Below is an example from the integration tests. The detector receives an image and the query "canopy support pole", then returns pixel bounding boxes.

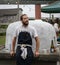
[49,13,51,19]
[17,0,20,21]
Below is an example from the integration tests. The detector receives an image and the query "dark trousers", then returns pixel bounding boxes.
[16,46,34,65]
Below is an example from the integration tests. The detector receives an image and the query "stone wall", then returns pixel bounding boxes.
[0,48,59,65]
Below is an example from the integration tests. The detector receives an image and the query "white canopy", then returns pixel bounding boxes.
[5,20,57,52]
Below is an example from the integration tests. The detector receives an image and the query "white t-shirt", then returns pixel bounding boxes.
[13,24,38,43]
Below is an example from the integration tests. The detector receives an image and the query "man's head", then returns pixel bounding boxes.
[20,14,29,26]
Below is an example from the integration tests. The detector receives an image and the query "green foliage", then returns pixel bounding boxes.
[0,32,6,36]
[0,24,7,45]
[0,25,8,29]
[0,36,5,45]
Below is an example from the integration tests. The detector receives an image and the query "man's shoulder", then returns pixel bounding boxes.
[54,23,58,26]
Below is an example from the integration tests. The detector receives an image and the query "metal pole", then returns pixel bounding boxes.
[17,0,20,21]
[49,13,51,19]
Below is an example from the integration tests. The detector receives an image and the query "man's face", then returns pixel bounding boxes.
[22,15,29,26]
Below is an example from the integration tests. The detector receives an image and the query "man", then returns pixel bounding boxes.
[54,18,60,37]
[10,14,40,65]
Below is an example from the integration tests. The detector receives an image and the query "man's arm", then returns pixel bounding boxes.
[10,37,16,56]
[35,36,40,57]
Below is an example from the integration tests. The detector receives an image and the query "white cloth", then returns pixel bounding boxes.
[5,21,57,52]
[21,46,27,60]
[17,44,32,60]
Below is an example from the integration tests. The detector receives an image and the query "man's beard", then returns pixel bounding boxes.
[23,21,29,26]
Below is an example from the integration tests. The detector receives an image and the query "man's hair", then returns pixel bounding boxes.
[20,14,27,21]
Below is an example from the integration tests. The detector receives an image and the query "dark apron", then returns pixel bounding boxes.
[16,46,34,65]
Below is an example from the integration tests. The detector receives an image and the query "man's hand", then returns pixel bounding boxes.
[34,51,40,57]
[10,50,15,56]
[10,37,16,56]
